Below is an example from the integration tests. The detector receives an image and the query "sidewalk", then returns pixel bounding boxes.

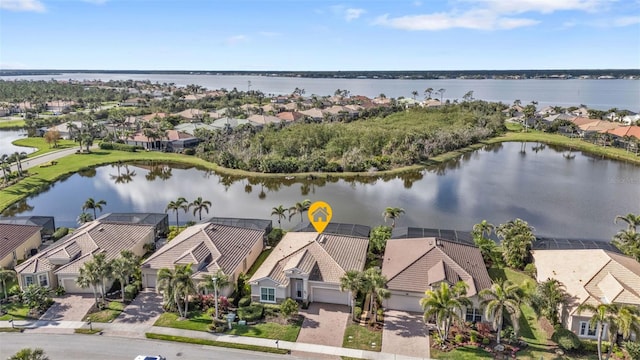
[0,319,430,360]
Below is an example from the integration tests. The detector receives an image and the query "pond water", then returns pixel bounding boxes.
[4,142,639,240]
[0,130,36,155]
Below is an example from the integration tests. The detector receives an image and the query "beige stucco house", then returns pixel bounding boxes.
[141,221,267,297]
[249,232,369,306]
[382,237,493,319]
[15,220,155,293]
[532,249,640,339]
[0,224,42,269]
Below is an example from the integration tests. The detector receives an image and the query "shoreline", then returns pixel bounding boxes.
[1,132,639,213]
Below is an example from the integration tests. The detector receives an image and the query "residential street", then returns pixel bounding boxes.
[0,333,293,360]
[9,146,81,172]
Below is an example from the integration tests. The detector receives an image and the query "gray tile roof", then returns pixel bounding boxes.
[0,224,42,261]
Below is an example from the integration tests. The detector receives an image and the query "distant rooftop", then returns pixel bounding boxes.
[392,227,475,245]
[201,217,273,232]
[96,213,167,227]
[532,237,620,252]
[0,216,55,233]
[292,222,371,238]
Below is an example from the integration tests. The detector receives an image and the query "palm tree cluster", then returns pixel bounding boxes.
[0,266,17,299]
[165,196,213,227]
[80,197,107,223]
[271,199,312,228]
[479,279,524,345]
[612,213,640,262]
[156,263,197,318]
[382,207,404,228]
[0,152,28,185]
[472,220,502,266]
[76,250,140,307]
[339,268,389,324]
[577,303,640,360]
[529,278,571,326]
[496,218,536,270]
[420,281,471,342]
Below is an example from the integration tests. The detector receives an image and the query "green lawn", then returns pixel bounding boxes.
[0,302,33,320]
[75,328,102,335]
[0,119,26,129]
[342,324,382,352]
[246,249,273,277]
[83,301,125,323]
[145,333,289,355]
[227,320,301,342]
[431,346,492,359]
[12,137,77,157]
[154,311,212,332]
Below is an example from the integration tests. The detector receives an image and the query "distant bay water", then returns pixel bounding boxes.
[3,73,639,111]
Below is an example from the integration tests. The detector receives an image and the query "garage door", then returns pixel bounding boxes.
[312,287,348,305]
[145,274,157,288]
[62,278,91,294]
[385,294,423,313]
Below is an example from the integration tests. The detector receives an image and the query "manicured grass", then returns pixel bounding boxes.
[0,302,33,320]
[226,320,301,342]
[154,311,212,332]
[487,267,536,288]
[83,301,125,323]
[342,324,382,352]
[12,137,77,157]
[75,328,102,334]
[0,327,23,332]
[431,346,492,359]
[246,249,273,277]
[0,119,26,129]
[145,333,290,355]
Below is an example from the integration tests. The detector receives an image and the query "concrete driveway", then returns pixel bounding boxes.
[112,290,163,326]
[39,294,96,322]
[382,310,430,359]
[297,303,350,347]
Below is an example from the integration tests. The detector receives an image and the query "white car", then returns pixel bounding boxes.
[134,356,166,360]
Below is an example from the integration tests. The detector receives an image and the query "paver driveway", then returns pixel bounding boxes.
[112,290,163,325]
[297,303,350,347]
[382,310,430,359]
[39,294,96,321]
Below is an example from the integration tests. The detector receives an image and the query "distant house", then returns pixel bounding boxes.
[247,114,282,126]
[0,216,56,241]
[0,224,42,269]
[382,237,492,315]
[249,231,369,305]
[125,130,199,152]
[299,108,324,122]
[119,97,147,107]
[46,100,75,113]
[532,249,640,339]
[276,111,305,123]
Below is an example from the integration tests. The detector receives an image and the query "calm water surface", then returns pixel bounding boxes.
[0,130,36,155]
[4,73,639,110]
[5,142,639,240]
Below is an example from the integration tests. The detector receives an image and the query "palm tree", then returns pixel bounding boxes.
[577,303,619,360]
[271,205,287,228]
[157,266,180,315]
[157,264,196,318]
[382,207,405,228]
[165,197,188,227]
[92,253,112,299]
[77,212,93,225]
[190,197,212,221]
[288,199,312,222]
[472,220,495,239]
[479,279,522,344]
[111,256,136,302]
[0,267,17,299]
[611,229,640,262]
[616,305,640,343]
[496,218,535,270]
[175,264,196,318]
[362,267,390,325]
[8,348,49,360]
[614,213,640,232]
[420,281,470,341]
[198,269,229,320]
[82,198,107,220]
[529,278,570,325]
[340,270,364,321]
[77,262,101,308]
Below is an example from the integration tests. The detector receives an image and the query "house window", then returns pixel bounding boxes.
[579,321,598,337]
[38,274,49,287]
[24,275,34,286]
[466,308,482,323]
[260,287,276,303]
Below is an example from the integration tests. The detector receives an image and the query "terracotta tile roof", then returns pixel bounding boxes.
[276,111,305,122]
[299,108,324,119]
[571,117,596,126]
[247,114,281,125]
[0,224,41,262]
[605,126,640,139]
[142,223,265,280]
[578,120,620,132]
[382,238,492,296]
[249,232,368,286]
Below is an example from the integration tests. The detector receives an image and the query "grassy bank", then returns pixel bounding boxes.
[0,119,26,129]
[12,137,77,157]
[145,333,290,355]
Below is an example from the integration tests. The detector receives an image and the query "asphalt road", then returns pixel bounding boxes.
[0,333,296,360]
[9,146,84,172]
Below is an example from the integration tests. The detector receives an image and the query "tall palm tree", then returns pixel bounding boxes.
[340,270,364,321]
[190,197,212,221]
[8,348,49,360]
[0,267,17,299]
[92,253,112,299]
[82,198,107,220]
[382,207,405,228]
[111,257,135,302]
[529,278,570,325]
[77,262,101,308]
[175,264,196,318]
[157,264,196,318]
[198,269,229,320]
[420,281,470,341]
[288,199,312,222]
[616,305,640,343]
[496,218,535,270]
[157,266,180,315]
[362,267,390,324]
[479,279,522,344]
[271,205,287,228]
[577,303,620,360]
[165,197,188,227]
[77,212,93,225]
[472,220,495,239]
[611,229,640,262]
[614,213,640,232]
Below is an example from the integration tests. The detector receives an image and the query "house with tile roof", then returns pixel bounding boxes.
[249,231,369,306]
[15,219,157,293]
[0,224,42,269]
[141,221,268,295]
[381,237,492,317]
[532,249,640,339]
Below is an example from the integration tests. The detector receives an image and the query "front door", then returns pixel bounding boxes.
[294,279,303,299]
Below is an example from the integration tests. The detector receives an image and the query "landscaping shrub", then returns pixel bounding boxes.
[238,296,251,307]
[581,340,611,353]
[183,148,195,155]
[267,228,285,246]
[377,308,384,322]
[477,322,492,337]
[354,306,362,320]
[523,263,537,278]
[237,304,264,322]
[469,330,479,343]
[280,298,299,319]
[208,318,227,333]
[551,328,581,351]
[482,337,490,345]
[54,286,66,296]
[454,334,464,345]
[99,142,139,152]
[124,284,138,301]
[51,227,69,241]
[624,341,640,360]
[194,294,216,311]
[263,303,281,317]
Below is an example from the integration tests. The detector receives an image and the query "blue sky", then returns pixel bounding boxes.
[1,0,639,70]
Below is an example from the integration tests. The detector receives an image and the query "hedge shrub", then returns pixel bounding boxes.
[124,284,138,301]
[552,328,581,351]
[237,304,264,322]
[52,227,69,241]
[99,142,140,152]
[238,296,251,307]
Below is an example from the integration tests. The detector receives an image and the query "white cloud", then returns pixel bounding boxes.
[345,8,366,21]
[81,0,109,4]
[612,15,640,26]
[226,35,247,45]
[413,1,422,7]
[374,10,539,31]
[0,0,45,12]
[477,0,610,14]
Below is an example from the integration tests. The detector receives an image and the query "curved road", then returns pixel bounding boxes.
[9,146,85,173]
[0,333,294,360]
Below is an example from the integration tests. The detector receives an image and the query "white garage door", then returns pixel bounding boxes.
[62,278,91,294]
[385,294,423,313]
[145,274,157,288]
[312,287,348,305]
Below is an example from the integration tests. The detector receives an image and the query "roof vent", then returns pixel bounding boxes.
[318,235,327,243]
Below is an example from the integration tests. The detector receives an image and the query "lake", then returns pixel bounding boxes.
[4,142,639,240]
[0,130,36,155]
[3,73,639,111]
